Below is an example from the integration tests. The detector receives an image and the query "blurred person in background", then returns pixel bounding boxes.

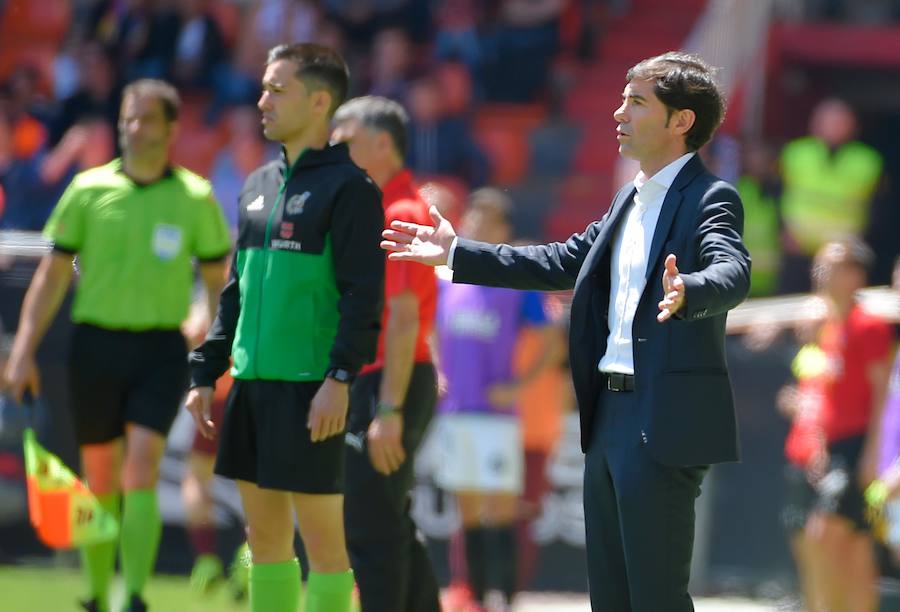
[789,238,894,612]
[367,27,417,102]
[185,43,384,612]
[1,79,231,612]
[405,76,490,188]
[864,256,900,564]
[434,188,559,612]
[779,99,882,294]
[736,139,782,297]
[513,291,568,592]
[332,95,441,612]
[169,0,228,93]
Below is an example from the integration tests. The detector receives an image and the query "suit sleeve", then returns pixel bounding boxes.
[189,249,240,387]
[679,182,752,320]
[451,221,602,291]
[328,174,386,374]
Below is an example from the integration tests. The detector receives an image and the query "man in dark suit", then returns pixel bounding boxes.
[381,52,751,611]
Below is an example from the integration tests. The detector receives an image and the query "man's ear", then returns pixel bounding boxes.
[312,90,334,118]
[672,108,696,137]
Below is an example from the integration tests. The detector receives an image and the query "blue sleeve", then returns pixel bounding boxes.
[520,292,547,326]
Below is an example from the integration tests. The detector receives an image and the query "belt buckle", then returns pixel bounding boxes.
[607,373,620,392]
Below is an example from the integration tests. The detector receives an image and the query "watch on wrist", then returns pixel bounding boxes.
[325,367,355,384]
[376,402,402,418]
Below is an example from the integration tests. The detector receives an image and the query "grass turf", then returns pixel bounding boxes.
[0,565,249,612]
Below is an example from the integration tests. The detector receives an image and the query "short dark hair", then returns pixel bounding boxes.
[626,52,725,151]
[121,79,180,122]
[812,237,873,288]
[333,96,409,157]
[267,43,349,116]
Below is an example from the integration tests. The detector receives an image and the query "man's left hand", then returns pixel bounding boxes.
[367,412,406,475]
[308,378,349,442]
[658,254,686,322]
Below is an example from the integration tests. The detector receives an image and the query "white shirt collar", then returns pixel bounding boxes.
[632,152,695,199]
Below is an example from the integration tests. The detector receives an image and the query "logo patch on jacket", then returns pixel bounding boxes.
[285,191,311,215]
[279,221,294,239]
[247,194,264,211]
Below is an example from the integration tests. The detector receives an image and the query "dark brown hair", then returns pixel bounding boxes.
[626,52,725,151]
[121,79,180,122]
[267,43,350,116]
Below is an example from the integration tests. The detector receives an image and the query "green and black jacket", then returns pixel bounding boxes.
[189,143,385,386]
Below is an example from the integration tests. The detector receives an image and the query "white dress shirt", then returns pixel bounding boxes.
[599,152,694,374]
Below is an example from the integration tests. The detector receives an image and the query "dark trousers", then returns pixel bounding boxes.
[583,388,708,612]
[344,363,440,612]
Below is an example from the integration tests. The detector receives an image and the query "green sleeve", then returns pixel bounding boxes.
[43,180,87,252]
[193,192,232,261]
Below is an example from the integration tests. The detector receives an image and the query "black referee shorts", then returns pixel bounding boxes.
[215,379,345,494]
[68,323,189,445]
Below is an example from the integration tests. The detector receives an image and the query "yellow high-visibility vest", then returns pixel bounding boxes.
[737,176,780,297]
[780,137,881,256]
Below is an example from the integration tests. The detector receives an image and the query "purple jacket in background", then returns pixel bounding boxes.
[878,351,900,474]
[436,279,545,415]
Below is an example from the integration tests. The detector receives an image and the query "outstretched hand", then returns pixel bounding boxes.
[381,206,457,267]
[657,254,685,322]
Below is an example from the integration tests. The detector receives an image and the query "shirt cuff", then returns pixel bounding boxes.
[447,237,459,270]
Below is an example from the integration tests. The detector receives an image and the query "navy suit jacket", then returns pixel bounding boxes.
[452,155,751,466]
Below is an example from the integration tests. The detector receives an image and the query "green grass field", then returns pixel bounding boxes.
[0,564,774,611]
[0,565,249,612]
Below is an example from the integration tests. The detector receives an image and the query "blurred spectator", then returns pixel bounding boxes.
[170,0,228,92]
[737,139,782,297]
[779,98,883,294]
[782,239,893,612]
[94,0,180,83]
[50,42,119,146]
[436,0,562,103]
[435,188,557,611]
[406,76,489,187]
[367,27,416,102]
[209,105,271,231]
[5,66,54,129]
[513,291,568,592]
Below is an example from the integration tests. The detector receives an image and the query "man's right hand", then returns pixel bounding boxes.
[185,386,215,439]
[1,353,40,403]
[381,206,456,267]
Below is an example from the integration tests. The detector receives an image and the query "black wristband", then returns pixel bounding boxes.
[325,367,355,384]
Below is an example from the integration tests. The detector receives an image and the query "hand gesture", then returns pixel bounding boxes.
[367,412,406,475]
[185,386,215,439]
[308,377,348,442]
[381,206,457,267]
[657,254,686,322]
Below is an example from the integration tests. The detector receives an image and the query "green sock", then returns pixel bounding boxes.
[305,570,354,612]
[80,492,121,609]
[250,558,301,612]
[120,489,161,598]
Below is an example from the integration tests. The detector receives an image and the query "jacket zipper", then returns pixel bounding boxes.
[252,159,299,377]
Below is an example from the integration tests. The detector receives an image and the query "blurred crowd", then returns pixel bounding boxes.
[0,0,605,234]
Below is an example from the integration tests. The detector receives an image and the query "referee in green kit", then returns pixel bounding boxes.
[2,79,231,612]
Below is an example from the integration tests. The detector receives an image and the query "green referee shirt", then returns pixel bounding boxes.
[43,159,231,331]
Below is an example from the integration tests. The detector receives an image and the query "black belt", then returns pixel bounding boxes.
[602,372,635,392]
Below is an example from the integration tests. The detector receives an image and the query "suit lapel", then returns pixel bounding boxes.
[577,185,635,286]
[643,155,705,283]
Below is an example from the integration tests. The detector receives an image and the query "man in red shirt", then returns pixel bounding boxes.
[331,96,440,611]
[792,238,894,612]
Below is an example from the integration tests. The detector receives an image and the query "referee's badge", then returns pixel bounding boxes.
[152,224,183,261]
[285,191,311,215]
